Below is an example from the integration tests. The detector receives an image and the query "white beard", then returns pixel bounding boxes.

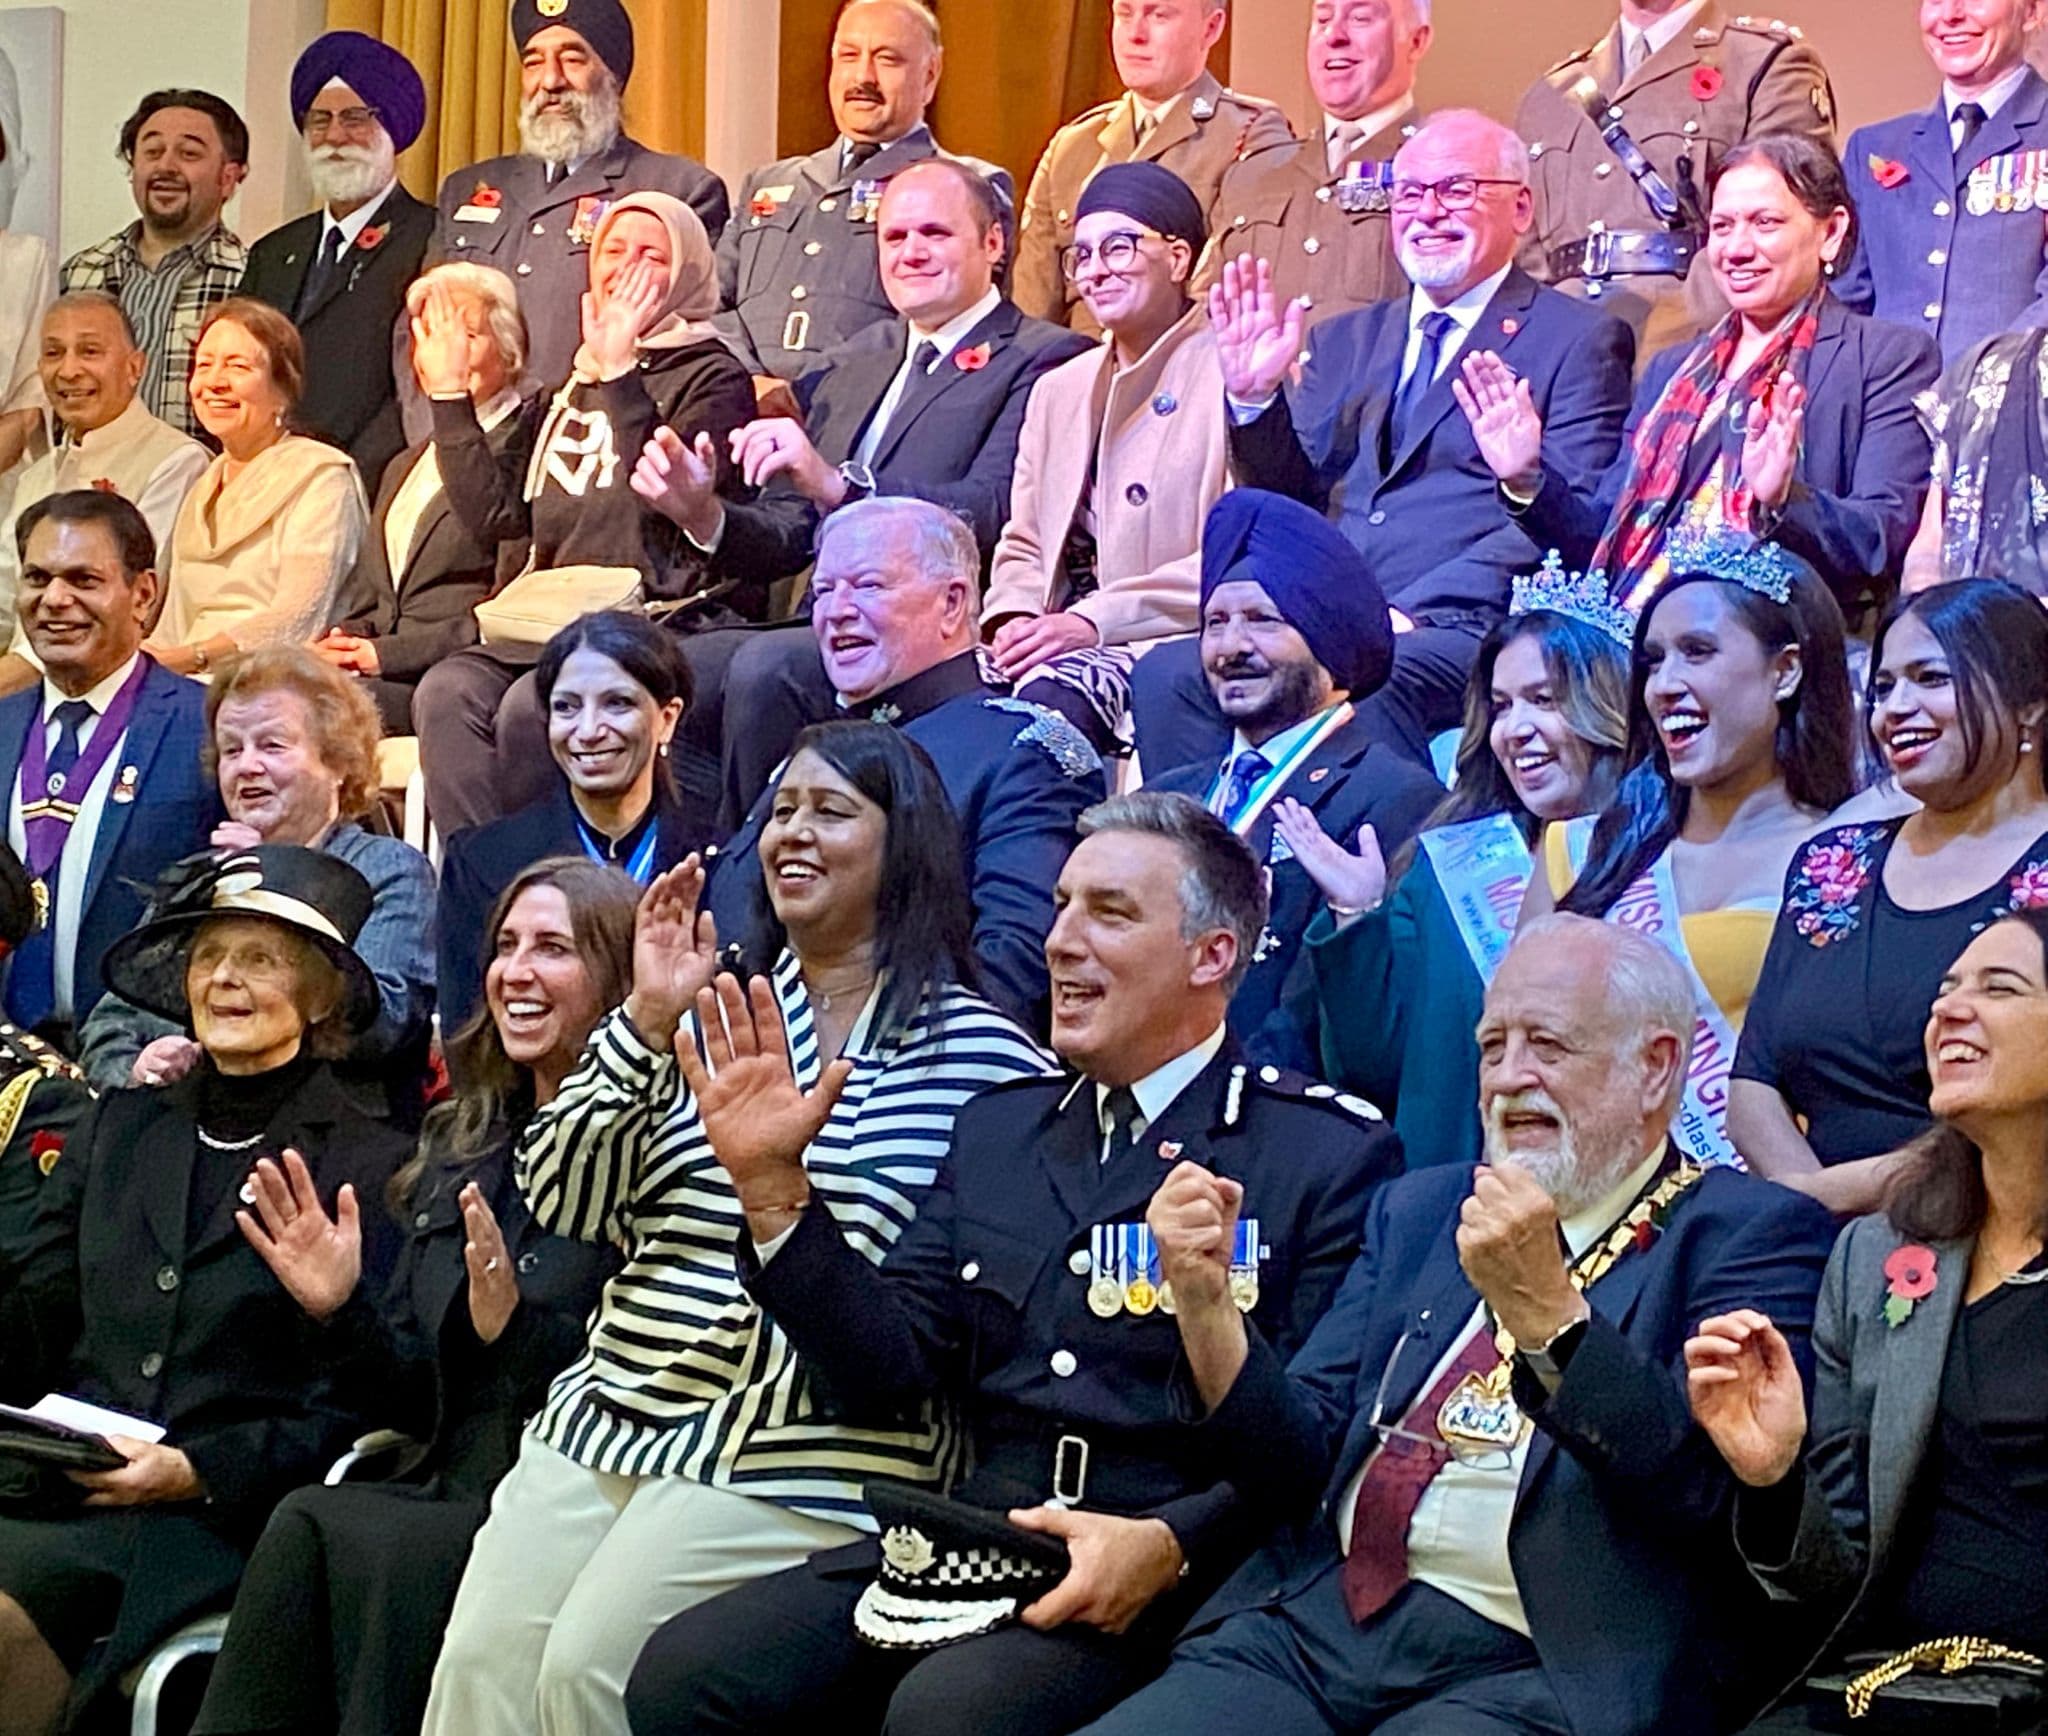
[1483,1089,1637,1218]
[1398,233,1480,294]
[518,74,622,167]
[306,136,395,208]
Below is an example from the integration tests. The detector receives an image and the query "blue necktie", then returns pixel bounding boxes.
[7,700,95,1031]
[297,224,347,317]
[1220,749,1272,827]
[1390,311,1456,454]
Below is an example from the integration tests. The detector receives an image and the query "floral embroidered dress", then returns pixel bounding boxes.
[1733,817,2048,1163]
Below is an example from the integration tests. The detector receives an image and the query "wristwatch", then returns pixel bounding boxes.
[1516,1307,1590,1386]
[837,459,877,502]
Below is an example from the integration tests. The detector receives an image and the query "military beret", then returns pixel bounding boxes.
[1075,162,1207,253]
[512,0,634,87]
[1200,490,1395,698]
[291,31,427,153]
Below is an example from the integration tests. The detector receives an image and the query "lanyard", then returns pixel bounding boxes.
[1204,702,1355,836]
[576,814,660,885]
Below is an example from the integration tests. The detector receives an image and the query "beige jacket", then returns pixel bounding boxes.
[985,306,1227,647]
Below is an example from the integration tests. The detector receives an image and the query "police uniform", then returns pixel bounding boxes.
[0,1023,88,1249]
[1198,111,1414,329]
[1836,68,2048,367]
[625,1044,1402,1735]
[714,124,1015,380]
[1515,2,1836,358]
[1016,69,1293,334]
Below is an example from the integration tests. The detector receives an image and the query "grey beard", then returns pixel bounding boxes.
[518,74,622,167]
[307,140,394,208]
[1399,238,1479,293]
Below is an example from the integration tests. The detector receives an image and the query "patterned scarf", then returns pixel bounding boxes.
[1593,287,1827,613]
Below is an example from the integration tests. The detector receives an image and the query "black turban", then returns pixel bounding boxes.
[291,32,427,153]
[1075,162,1207,254]
[512,0,634,87]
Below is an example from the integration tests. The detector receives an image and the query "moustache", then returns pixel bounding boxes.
[843,82,886,104]
[1211,656,1269,681]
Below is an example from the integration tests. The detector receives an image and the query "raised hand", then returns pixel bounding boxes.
[1455,1162,1585,1351]
[581,257,667,379]
[1273,804,1388,915]
[623,856,718,1045]
[235,1149,362,1322]
[1147,1160,1242,1315]
[410,279,474,398]
[131,1034,201,1088]
[1008,1508,1184,1633]
[1684,1310,1808,1488]
[631,426,725,542]
[461,1181,521,1345]
[1452,351,1545,493]
[1207,255,1305,405]
[729,417,843,507]
[1742,373,1806,513]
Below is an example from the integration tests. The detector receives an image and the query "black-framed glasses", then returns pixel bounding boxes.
[1059,227,1165,281]
[1390,176,1522,214]
[304,106,383,137]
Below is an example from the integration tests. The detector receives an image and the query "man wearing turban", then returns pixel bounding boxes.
[240,30,436,489]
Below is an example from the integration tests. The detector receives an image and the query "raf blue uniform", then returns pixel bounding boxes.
[714,125,1014,380]
[623,1042,1401,1736]
[1837,70,2048,366]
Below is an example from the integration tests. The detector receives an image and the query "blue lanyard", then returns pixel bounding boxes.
[576,816,660,885]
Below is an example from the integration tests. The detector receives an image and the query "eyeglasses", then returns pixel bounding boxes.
[1390,176,1522,215]
[304,106,383,138]
[1365,1325,1516,1472]
[1059,227,1166,281]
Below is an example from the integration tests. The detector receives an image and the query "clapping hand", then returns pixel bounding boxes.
[410,279,475,398]
[236,1149,362,1323]
[1272,804,1387,915]
[1452,351,1545,494]
[1684,1310,1808,1488]
[631,427,725,542]
[729,417,843,508]
[1742,373,1806,513]
[581,257,667,379]
[1147,1161,1243,1315]
[461,1181,521,1345]
[1208,256,1306,406]
[623,857,719,1045]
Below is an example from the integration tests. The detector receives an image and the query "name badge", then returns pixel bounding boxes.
[454,204,503,224]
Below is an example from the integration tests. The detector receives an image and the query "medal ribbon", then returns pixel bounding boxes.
[17,660,149,880]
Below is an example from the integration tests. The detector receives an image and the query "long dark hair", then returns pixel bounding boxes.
[736,720,979,1043]
[1563,566,1857,917]
[1887,907,2048,1244]
[1871,580,2048,797]
[536,611,692,803]
[389,857,639,1213]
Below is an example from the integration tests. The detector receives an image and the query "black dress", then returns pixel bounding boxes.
[1734,819,2048,1163]
[190,1132,619,1736]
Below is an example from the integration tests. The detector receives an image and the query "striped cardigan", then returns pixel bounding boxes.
[518,954,1054,1525]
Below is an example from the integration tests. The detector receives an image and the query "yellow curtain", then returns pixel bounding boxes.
[323,0,707,200]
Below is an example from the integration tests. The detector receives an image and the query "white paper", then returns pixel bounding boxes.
[11,1393,164,1443]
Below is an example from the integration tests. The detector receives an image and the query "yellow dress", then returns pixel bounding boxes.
[1542,827,1776,1030]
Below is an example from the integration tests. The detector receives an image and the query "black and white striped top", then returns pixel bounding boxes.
[518,953,1054,1525]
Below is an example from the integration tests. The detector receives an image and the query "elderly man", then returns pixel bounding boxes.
[1516,1,1836,357]
[1149,491,1442,1070]
[630,789,1400,1736]
[717,0,1012,387]
[705,496,1103,1023]
[428,0,730,389]
[60,90,249,437]
[1072,914,1837,1736]
[1202,0,1435,329]
[1016,0,1291,333]
[1837,0,2048,365]
[1136,109,1634,775]
[241,31,435,489]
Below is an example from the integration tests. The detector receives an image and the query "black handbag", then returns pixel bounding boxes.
[1803,1641,2048,1733]
[0,1405,126,1472]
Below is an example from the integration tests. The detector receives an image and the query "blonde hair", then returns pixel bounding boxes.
[204,645,383,822]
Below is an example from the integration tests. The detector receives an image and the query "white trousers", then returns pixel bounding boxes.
[420,1434,860,1736]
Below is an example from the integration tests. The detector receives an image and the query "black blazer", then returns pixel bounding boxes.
[1231,268,1636,621]
[241,186,436,488]
[328,403,543,685]
[1516,296,1942,609]
[713,299,1093,585]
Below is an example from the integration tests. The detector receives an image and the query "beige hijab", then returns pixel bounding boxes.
[585,190,719,358]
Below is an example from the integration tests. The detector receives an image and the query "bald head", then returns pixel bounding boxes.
[1391,108,1534,304]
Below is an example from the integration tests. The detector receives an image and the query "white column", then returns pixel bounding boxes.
[703,0,780,190]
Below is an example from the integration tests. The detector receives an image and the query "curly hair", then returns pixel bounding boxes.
[204,645,383,822]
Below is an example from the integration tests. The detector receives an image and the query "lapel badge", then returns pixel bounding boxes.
[1157,1140,1183,1162]
[111,765,138,805]
[1152,392,1178,416]
[1500,317,1521,337]
[1308,766,1331,783]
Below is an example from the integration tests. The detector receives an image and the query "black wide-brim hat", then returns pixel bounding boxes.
[101,846,379,1033]
[853,1482,1071,1651]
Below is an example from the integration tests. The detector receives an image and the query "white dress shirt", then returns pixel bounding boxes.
[1398,260,1515,396]
[852,285,1003,469]
[315,178,399,263]
[1618,0,1707,74]
[1947,62,2034,147]
[1093,1023,1228,1161]
[383,389,523,581]
[6,652,144,1019]
[1334,1142,1669,1638]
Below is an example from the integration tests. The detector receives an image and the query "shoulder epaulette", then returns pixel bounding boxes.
[1066,98,1123,130]
[985,697,1101,782]
[0,1026,84,1086]
[1247,1062,1385,1122]
[1545,42,1597,77]
[1726,14,1803,40]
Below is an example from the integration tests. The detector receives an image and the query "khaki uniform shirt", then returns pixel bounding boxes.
[1515,2,1836,358]
[1016,69,1293,334]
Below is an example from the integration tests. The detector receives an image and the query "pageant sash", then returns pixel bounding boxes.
[1204,702,1356,837]
[1419,814,1533,986]
[18,659,149,882]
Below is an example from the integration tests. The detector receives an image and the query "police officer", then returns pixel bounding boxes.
[0,842,89,1249]
[427,0,730,391]
[1514,0,1836,358]
[716,0,1013,389]
[623,790,1400,1736]
[1201,0,1434,329]
[1837,0,2048,367]
[1016,0,1292,334]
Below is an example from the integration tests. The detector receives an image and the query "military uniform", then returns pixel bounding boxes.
[0,1023,89,1248]
[1199,112,1414,329]
[714,124,1015,380]
[1016,69,1293,334]
[1515,2,1836,358]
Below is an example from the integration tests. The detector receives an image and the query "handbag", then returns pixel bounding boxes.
[0,1405,126,1472]
[473,564,644,647]
[1802,1640,2048,1732]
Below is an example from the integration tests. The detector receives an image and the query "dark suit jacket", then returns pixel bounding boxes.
[0,660,222,1026]
[713,299,1093,585]
[1517,297,1942,607]
[1230,269,1635,620]
[241,185,435,488]
[1188,1159,1837,1736]
[328,403,544,685]
[1150,710,1443,1070]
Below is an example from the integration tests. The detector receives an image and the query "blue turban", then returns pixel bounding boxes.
[512,0,635,87]
[291,32,427,154]
[1199,490,1395,697]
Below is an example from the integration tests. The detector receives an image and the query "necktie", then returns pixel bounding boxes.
[1100,1086,1142,1168]
[1390,311,1456,455]
[297,224,348,316]
[845,139,882,176]
[1621,29,1649,79]
[1327,123,1360,179]
[1954,101,1989,171]
[1342,1322,1502,1623]
[1220,749,1272,827]
[7,700,95,1032]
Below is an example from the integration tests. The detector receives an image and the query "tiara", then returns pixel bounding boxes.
[1510,551,1636,646]
[1656,523,1799,605]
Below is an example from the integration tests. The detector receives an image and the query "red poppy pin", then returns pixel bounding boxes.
[471,184,503,210]
[1691,66,1724,104]
[356,223,387,252]
[1869,155,1910,191]
[90,477,119,494]
[1882,1244,1938,1328]
[955,343,992,373]
[29,1130,61,1175]
[1632,1219,1657,1254]
[749,191,781,218]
